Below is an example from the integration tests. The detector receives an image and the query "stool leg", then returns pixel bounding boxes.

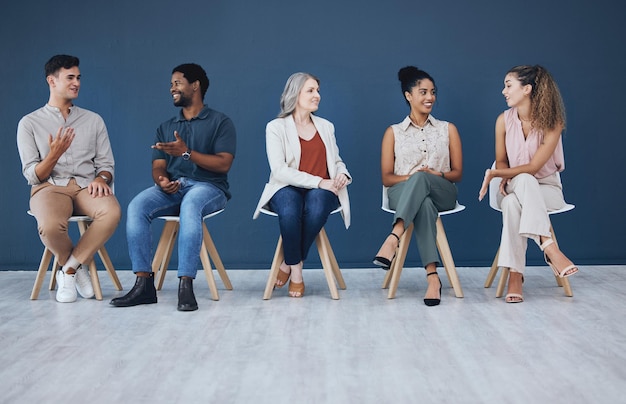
[318,227,345,288]
[387,224,412,299]
[49,256,60,290]
[381,264,393,289]
[484,248,501,288]
[496,267,509,298]
[561,277,573,297]
[322,230,346,290]
[199,242,219,301]
[203,223,232,290]
[316,230,339,300]
[263,236,284,300]
[153,221,178,290]
[31,247,54,300]
[88,260,103,301]
[96,246,122,291]
[435,217,463,298]
[77,221,103,300]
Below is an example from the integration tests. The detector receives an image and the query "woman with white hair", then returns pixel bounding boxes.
[253,72,351,297]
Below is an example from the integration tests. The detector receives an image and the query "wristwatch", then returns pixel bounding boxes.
[182,150,191,160]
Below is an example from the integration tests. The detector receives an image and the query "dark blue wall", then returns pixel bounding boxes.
[2,0,625,270]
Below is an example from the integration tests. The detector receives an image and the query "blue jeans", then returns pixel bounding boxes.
[126,178,227,278]
[269,186,339,265]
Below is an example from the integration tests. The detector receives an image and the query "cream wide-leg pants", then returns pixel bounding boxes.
[496,173,565,273]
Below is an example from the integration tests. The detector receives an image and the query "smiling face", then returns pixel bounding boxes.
[48,66,81,102]
[405,78,435,114]
[502,73,531,108]
[170,72,195,107]
[296,78,321,113]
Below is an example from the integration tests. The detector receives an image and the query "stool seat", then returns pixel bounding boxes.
[151,209,232,301]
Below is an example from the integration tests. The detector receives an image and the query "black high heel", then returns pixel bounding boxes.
[424,272,441,307]
[373,232,400,270]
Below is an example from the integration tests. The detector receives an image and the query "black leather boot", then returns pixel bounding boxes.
[110,272,157,307]
[177,277,198,311]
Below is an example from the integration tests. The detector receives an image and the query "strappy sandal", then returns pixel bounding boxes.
[288,280,305,298]
[505,273,524,303]
[274,268,290,289]
[373,232,400,270]
[505,293,524,303]
[424,272,442,306]
[540,239,578,278]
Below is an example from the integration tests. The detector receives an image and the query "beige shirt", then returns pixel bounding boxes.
[17,104,115,188]
[392,115,450,175]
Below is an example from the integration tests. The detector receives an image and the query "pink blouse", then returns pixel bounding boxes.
[504,107,564,179]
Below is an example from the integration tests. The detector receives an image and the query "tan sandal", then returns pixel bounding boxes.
[275,268,290,289]
[288,280,305,298]
[540,239,578,278]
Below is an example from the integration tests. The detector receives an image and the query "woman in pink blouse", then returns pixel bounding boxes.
[479,65,578,303]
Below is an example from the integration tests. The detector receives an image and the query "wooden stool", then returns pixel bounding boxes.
[29,212,122,301]
[261,207,346,300]
[151,210,232,301]
[483,163,575,297]
[380,187,465,299]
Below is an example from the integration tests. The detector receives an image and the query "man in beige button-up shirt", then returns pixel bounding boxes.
[17,54,121,303]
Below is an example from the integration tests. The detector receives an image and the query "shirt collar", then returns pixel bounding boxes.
[174,104,210,122]
[400,114,437,130]
[44,103,77,114]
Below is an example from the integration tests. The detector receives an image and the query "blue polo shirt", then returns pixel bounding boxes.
[152,105,237,199]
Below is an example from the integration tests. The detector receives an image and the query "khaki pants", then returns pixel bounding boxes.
[29,179,121,266]
[496,173,564,273]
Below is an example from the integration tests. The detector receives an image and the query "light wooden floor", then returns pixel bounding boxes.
[1,266,625,404]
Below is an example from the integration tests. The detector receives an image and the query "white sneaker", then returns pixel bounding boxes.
[74,266,94,299]
[56,270,77,303]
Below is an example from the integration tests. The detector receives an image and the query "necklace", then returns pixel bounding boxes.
[410,115,428,127]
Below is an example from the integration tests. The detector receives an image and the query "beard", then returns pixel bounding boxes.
[173,93,192,107]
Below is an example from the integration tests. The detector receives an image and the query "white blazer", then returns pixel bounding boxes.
[253,114,351,228]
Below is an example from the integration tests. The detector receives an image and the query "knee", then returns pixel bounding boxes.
[500,194,519,212]
[514,173,536,184]
[96,201,121,230]
[278,210,301,223]
[38,216,68,237]
[405,172,429,193]
[108,203,122,225]
[127,195,143,217]
[410,171,429,184]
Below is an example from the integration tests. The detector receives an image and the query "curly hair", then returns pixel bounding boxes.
[507,65,566,131]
